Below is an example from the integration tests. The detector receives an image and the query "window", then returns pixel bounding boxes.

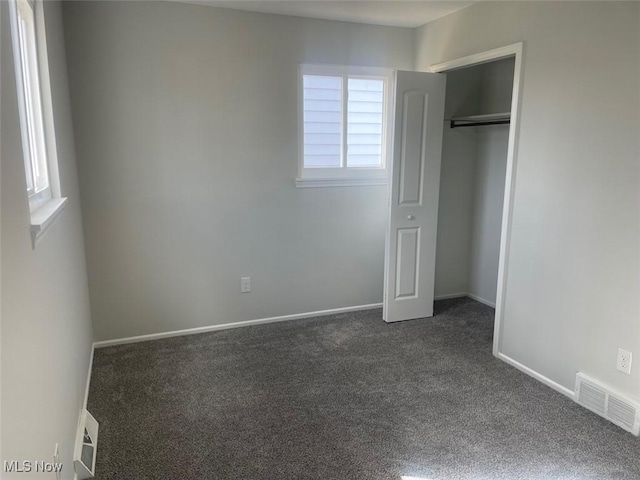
[9,0,66,246]
[297,64,392,187]
[12,0,50,206]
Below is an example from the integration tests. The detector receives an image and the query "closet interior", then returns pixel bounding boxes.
[434,58,516,308]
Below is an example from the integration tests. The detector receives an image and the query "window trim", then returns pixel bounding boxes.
[9,0,67,247]
[297,64,393,188]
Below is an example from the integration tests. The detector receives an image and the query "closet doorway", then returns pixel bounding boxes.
[430,44,523,355]
[383,44,523,357]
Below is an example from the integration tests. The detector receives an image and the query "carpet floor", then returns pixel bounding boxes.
[88,298,640,479]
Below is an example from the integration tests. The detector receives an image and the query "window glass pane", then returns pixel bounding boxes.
[303,75,342,168]
[17,15,36,192]
[16,0,49,194]
[347,78,383,168]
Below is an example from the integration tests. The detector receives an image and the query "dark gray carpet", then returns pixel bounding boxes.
[88,298,640,479]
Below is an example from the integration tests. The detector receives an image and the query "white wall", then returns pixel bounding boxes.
[468,127,509,306]
[434,126,476,298]
[62,1,414,341]
[417,1,640,399]
[1,2,93,478]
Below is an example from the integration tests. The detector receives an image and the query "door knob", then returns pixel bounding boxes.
[407,214,415,220]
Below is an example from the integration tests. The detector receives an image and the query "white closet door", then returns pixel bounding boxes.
[383,70,446,323]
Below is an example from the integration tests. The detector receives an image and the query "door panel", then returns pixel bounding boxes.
[383,70,446,323]
[395,227,420,298]
[398,91,427,205]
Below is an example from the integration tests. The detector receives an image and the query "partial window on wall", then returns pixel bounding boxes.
[296,64,392,188]
[9,0,67,247]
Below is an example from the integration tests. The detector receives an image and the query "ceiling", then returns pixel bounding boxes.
[182,1,477,28]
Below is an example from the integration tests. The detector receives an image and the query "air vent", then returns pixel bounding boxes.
[577,381,607,415]
[575,373,640,435]
[73,409,99,479]
[608,396,637,430]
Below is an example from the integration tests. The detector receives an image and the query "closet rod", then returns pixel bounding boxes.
[450,119,510,129]
[448,112,511,129]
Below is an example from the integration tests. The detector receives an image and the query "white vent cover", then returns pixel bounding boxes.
[73,409,99,479]
[575,373,640,435]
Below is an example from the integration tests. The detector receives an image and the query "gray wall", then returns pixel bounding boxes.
[417,1,640,399]
[1,2,93,478]
[477,58,515,115]
[466,60,513,306]
[433,61,483,299]
[435,127,508,306]
[63,1,414,341]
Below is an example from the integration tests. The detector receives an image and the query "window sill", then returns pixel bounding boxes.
[295,177,389,188]
[30,197,68,248]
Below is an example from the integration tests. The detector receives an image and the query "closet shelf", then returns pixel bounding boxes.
[449,112,511,129]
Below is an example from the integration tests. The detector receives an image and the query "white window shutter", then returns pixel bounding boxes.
[302,75,342,168]
[347,78,384,168]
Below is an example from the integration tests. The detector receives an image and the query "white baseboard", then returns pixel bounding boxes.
[466,292,496,308]
[434,292,496,308]
[94,303,383,348]
[497,352,575,400]
[434,292,468,300]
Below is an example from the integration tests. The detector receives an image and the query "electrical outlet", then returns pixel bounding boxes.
[240,276,251,293]
[617,348,632,375]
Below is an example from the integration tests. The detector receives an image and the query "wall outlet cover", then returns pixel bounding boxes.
[617,348,632,375]
[240,276,251,293]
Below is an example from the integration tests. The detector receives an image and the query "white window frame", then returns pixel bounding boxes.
[296,64,393,188]
[9,0,67,247]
